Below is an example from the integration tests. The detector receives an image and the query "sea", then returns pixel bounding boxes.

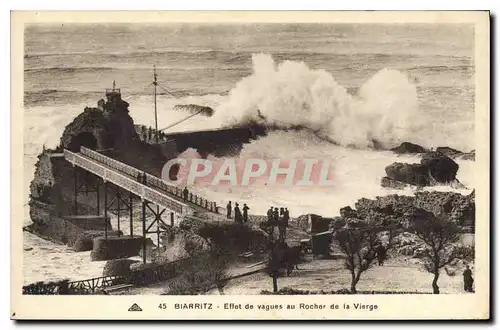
[23,23,475,284]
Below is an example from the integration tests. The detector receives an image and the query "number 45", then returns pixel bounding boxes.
[158,303,167,309]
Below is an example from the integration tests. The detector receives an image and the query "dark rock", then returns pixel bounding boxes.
[436,147,475,161]
[390,142,428,154]
[385,162,430,186]
[420,152,459,183]
[436,146,464,158]
[384,153,458,187]
[381,176,410,189]
[339,206,358,218]
[347,191,474,231]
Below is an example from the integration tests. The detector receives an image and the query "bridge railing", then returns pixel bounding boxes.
[79,147,219,214]
[65,149,187,214]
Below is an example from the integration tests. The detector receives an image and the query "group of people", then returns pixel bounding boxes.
[267,206,291,241]
[226,201,250,223]
[140,125,168,144]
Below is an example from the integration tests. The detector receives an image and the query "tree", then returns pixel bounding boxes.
[410,212,460,294]
[333,219,398,293]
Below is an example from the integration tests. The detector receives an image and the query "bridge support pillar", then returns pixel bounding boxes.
[73,167,100,217]
[73,166,78,215]
[104,181,108,239]
[116,187,121,237]
[142,200,147,264]
[129,191,133,237]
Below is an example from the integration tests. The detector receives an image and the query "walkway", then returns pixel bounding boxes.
[64,146,220,216]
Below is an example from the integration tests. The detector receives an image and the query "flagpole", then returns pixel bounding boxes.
[153,65,158,143]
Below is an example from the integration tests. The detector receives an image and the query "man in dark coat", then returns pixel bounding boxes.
[283,208,290,227]
[375,244,387,266]
[266,207,275,238]
[226,201,232,219]
[273,207,279,224]
[267,207,274,224]
[242,203,250,223]
[463,265,474,292]
[234,203,242,223]
[182,187,189,202]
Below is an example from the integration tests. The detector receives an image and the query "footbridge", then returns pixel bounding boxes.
[63,146,221,262]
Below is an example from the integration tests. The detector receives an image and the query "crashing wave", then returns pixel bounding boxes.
[212,54,420,149]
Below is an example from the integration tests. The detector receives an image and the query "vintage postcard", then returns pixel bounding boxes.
[11,11,490,320]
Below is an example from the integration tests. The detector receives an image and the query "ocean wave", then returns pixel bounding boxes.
[212,54,421,149]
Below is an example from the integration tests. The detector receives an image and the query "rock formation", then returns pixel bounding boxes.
[390,142,428,154]
[27,86,269,253]
[390,142,475,161]
[382,152,459,188]
[352,190,475,230]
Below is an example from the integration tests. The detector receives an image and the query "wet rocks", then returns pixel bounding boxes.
[383,152,459,187]
[436,147,475,161]
[390,142,475,161]
[390,142,428,154]
[380,176,410,189]
[420,152,459,183]
[350,191,474,230]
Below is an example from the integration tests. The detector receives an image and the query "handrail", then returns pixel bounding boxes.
[23,257,192,295]
[64,149,187,214]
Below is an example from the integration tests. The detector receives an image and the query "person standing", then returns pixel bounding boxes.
[267,207,274,224]
[375,244,387,266]
[242,203,250,223]
[234,203,242,223]
[226,201,232,219]
[284,207,290,227]
[463,265,474,292]
[182,187,189,202]
[273,207,279,224]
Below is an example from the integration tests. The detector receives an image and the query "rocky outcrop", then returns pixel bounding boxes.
[421,152,459,182]
[351,190,475,230]
[390,142,475,161]
[27,92,169,244]
[390,142,428,154]
[436,147,475,161]
[383,152,459,187]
